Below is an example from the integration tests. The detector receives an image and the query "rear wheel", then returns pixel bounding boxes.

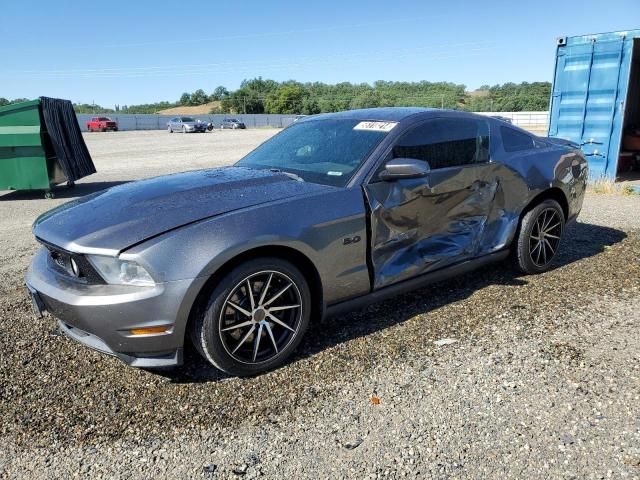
[514,199,565,274]
[190,258,311,376]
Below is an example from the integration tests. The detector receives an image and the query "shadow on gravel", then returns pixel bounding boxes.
[0,181,128,201]
[148,221,627,384]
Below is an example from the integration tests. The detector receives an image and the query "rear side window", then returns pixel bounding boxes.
[501,126,535,152]
[392,118,490,169]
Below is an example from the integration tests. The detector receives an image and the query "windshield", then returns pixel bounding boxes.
[236,119,392,187]
[98,117,111,121]
[181,117,195,122]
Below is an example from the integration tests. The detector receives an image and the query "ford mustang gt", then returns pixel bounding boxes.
[26,108,587,376]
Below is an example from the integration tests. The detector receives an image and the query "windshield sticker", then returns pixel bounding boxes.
[327,171,344,176]
[353,121,398,132]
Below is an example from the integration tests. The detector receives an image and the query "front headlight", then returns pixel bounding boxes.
[87,255,155,286]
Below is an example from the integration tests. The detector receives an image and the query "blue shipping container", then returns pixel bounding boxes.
[548,29,640,180]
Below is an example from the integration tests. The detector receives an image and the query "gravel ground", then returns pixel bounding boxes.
[1,131,639,479]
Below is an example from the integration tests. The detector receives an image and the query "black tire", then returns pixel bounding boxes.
[189,257,311,376]
[514,199,565,274]
[101,127,107,132]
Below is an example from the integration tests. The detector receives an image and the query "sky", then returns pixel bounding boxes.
[1,0,638,107]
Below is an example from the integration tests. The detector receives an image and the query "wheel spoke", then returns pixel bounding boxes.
[267,304,300,312]
[543,237,555,256]
[266,312,296,332]
[263,283,292,307]
[232,325,255,354]
[538,211,547,233]
[252,323,264,362]
[531,240,542,255]
[544,222,560,233]
[264,322,278,353]
[258,273,273,305]
[541,210,553,231]
[227,301,252,317]
[544,233,560,240]
[246,279,255,310]
[536,241,543,264]
[221,319,254,332]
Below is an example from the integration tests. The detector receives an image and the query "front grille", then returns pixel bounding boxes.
[37,238,106,284]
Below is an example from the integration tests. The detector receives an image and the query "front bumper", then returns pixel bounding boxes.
[25,248,204,367]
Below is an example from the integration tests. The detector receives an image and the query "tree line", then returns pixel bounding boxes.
[1,79,551,114]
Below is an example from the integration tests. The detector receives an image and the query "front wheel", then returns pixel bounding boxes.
[168,126,173,133]
[190,258,311,376]
[514,199,565,274]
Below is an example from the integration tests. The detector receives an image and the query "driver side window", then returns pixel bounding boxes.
[392,118,490,169]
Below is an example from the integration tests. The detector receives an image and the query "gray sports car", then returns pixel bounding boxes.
[167,117,209,133]
[25,108,588,376]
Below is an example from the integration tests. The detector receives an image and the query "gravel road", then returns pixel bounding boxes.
[1,131,639,479]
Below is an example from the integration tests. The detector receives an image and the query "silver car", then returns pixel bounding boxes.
[26,108,588,376]
[167,117,209,133]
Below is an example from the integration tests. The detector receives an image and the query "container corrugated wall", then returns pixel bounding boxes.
[548,30,640,180]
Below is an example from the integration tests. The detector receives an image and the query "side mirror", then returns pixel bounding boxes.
[379,158,430,181]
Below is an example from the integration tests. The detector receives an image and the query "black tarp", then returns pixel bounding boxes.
[39,97,96,182]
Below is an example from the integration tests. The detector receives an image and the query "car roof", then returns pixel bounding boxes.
[297,107,485,123]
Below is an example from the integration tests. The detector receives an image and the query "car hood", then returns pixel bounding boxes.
[33,167,331,254]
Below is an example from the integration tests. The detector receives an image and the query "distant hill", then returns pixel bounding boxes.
[157,101,220,115]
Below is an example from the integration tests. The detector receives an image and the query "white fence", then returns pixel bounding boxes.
[77,111,550,132]
[475,111,550,127]
[76,113,299,132]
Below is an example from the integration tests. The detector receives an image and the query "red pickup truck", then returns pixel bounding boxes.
[86,116,118,132]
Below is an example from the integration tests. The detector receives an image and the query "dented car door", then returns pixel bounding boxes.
[365,117,499,289]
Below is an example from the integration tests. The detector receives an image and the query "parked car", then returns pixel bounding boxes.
[167,117,209,133]
[86,116,118,132]
[220,118,246,129]
[26,108,587,376]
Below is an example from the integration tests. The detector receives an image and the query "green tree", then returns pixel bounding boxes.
[265,83,307,114]
[210,86,229,101]
[179,92,191,106]
[190,89,208,105]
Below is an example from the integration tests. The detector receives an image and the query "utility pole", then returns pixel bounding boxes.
[441,95,444,109]
[243,96,247,114]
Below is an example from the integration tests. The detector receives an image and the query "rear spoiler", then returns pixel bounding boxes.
[545,136,581,150]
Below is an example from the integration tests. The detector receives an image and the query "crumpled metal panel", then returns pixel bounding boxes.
[365,163,510,289]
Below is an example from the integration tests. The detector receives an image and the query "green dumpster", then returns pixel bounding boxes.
[0,97,96,196]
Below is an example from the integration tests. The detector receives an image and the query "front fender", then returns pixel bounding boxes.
[125,188,371,307]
